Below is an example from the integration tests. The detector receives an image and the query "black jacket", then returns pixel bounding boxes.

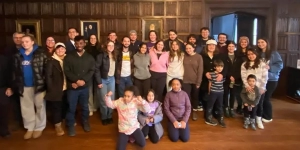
[95,52,117,84]
[65,40,76,54]
[63,51,95,90]
[164,38,185,51]
[0,55,12,89]
[129,40,142,54]
[200,53,227,91]
[12,47,47,95]
[116,50,134,83]
[44,57,65,101]
[85,45,101,60]
[196,36,214,51]
[222,52,244,85]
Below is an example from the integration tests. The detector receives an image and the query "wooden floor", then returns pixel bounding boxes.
[1,97,300,150]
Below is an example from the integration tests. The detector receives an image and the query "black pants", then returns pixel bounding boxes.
[0,88,10,136]
[10,93,22,125]
[256,93,265,117]
[263,81,278,120]
[183,83,199,109]
[134,77,151,98]
[243,106,258,119]
[150,71,166,102]
[223,83,235,108]
[116,129,145,150]
[206,91,223,118]
[141,125,159,143]
[47,91,67,124]
[234,85,243,108]
[199,89,209,110]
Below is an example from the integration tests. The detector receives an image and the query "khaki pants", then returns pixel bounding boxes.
[20,87,46,131]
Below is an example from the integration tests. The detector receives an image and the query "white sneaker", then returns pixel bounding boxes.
[193,109,198,111]
[256,116,264,129]
[197,106,203,111]
[145,135,149,139]
[89,112,93,116]
[262,118,273,123]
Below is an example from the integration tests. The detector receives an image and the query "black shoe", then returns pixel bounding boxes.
[68,126,76,136]
[250,118,256,131]
[236,106,243,115]
[83,121,90,132]
[243,117,250,129]
[0,132,11,138]
[107,118,113,124]
[101,119,108,125]
[217,117,226,128]
[224,107,230,118]
[229,108,235,118]
[205,115,217,126]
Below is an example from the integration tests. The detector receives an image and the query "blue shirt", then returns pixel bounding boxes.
[20,45,39,87]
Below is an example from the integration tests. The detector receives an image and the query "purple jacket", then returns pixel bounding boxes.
[164,90,191,123]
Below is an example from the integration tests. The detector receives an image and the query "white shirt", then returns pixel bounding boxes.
[167,54,184,78]
[70,40,75,47]
[121,52,131,77]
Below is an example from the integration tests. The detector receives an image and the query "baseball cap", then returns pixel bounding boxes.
[55,42,66,48]
[206,39,217,45]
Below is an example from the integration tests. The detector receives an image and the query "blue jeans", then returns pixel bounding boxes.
[206,91,223,118]
[66,87,89,127]
[98,76,115,120]
[167,120,190,142]
[118,76,133,97]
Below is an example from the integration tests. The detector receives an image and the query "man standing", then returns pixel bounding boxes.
[164,29,185,51]
[197,27,214,50]
[217,33,228,54]
[128,30,142,54]
[65,27,79,53]
[64,36,95,136]
[0,54,13,138]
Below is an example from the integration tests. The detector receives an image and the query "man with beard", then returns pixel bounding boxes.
[128,30,142,54]
[64,36,95,136]
[217,33,228,54]
[164,29,185,51]
[116,36,134,97]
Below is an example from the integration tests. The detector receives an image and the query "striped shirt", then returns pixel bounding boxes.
[209,72,225,92]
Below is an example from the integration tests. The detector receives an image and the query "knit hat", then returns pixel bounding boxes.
[129,30,137,35]
[206,39,217,45]
[239,36,250,44]
[55,42,66,48]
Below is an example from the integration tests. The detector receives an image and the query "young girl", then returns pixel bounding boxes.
[240,74,261,131]
[164,78,191,142]
[105,86,150,150]
[138,90,163,143]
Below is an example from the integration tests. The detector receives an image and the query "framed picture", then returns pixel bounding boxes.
[16,20,41,45]
[142,19,163,41]
[80,20,100,42]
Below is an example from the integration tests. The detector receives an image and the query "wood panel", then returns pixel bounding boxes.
[140,2,152,16]
[102,2,114,16]
[28,3,39,15]
[288,35,299,51]
[78,3,91,15]
[41,3,52,15]
[178,18,189,33]
[276,18,288,33]
[42,18,53,32]
[16,2,27,15]
[190,2,202,16]
[53,3,64,15]
[178,1,190,16]
[154,2,164,16]
[129,2,140,16]
[66,3,77,15]
[0,3,2,15]
[115,2,127,16]
[4,3,15,15]
[166,1,177,16]
[5,19,15,33]
[54,18,64,33]
[91,2,102,15]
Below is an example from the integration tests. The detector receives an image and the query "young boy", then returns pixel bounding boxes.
[240,74,261,130]
[206,60,226,128]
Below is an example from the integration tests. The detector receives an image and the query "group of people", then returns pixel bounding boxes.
[0,26,283,150]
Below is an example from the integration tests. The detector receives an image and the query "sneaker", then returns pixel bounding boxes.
[55,123,65,136]
[197,106,203,111]
[32,131,43,139]
[89,112,93,116]
[205,116,217,126]
[193,109,198,111]
[224,107,230,118]
[83,121,91,132]
[243,117,250,129]
[229,108,235,118]
[262,118,273,123]
[236,106,243,115]
[107,118,113,124]
[250,118,257,131]
[192,111,198,121]
[24,131,33,140]
[68,126,76,136]
[256,116,264,129]
[217,117,226,128]
[145,135,149,139]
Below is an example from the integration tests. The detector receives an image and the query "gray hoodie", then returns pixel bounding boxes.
[240,86,261,106]
[133,52,151,80]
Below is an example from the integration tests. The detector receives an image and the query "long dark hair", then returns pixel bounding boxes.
[148,30,158,42]
[226,40,236,51]
[86,34,101,48]
[244,48,261,69]
[104,40,118,61]
[154,40,165,52]
[169,40,183,62]
[138,43,148,54]
[256,38,271,62]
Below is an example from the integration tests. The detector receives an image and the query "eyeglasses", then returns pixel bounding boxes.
[47,40,55,42]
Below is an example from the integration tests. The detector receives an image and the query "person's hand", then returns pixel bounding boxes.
[173,121,179,128]
[150,117,154,123]
[196,85,200,89]
[5,88,13,97]
[266,65,270,70]
[107,91,113,97]
[98,84,103,88]
[216,74,223,82]
[246,87,254,93]
[230,76,235,82]
[180,121,186,129]
[206,72,211,79]
[244,103,248,106]
[251,105,255,107]
[260,89,266,94]
[72,83,78,89]
[146,118,150,124]
[76,80,85,86]
[136,96,144,104]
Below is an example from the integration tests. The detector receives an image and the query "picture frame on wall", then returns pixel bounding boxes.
[80,20,100,42]
[142,19,163,41]
[16,20,42,45]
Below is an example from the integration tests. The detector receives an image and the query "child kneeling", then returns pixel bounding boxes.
[164,78,191,142]
[105,86,150,150]
[138,90,164,143]
[240,74,261,130]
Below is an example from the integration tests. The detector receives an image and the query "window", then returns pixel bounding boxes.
[253,18,258,45]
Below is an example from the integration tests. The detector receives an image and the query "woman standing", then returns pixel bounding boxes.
[95,41,117,125]
[182,43,203,121]
[85,34,102,116]
[257,38,283,123]
[146,30,158,52]
[186,34,202,54]
[133,43,151,98]
[149,40,169,102]
[166,41,184,91]
[241,48,268,129]
[45,42,67,136]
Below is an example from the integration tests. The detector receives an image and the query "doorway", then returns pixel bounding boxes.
[211,12,266,45]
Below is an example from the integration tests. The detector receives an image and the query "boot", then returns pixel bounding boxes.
[24,131,33,140]
[192,111,198,121]
[229,108,235,118]
[243,117,250,129]
[217,116,226,128]
[83,121,91,132]
[55,122,65,136]
[256,116,264,129]
[250,118,257,131]
[68,126,76,137]
[224,107,230,118]
[205,110,217,126]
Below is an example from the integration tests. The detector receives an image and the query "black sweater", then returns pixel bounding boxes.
[63,50,95,90]
[0,55,12,89]
[222,51,244,85]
